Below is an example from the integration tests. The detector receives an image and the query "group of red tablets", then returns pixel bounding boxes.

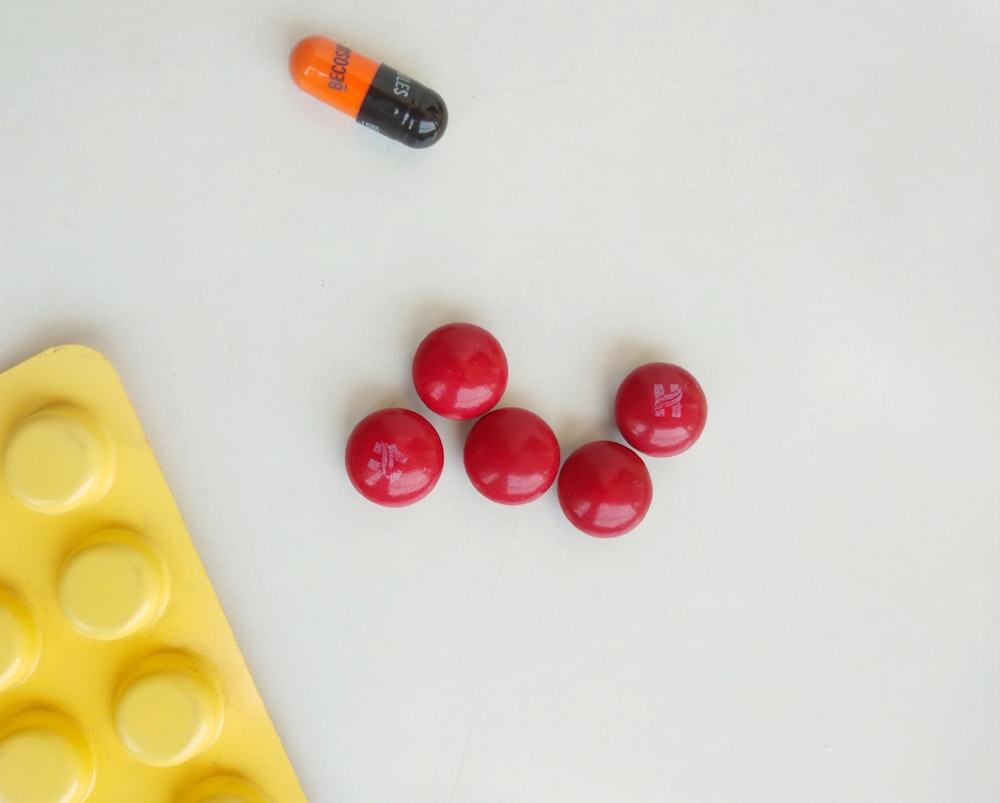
[345,323,707,537]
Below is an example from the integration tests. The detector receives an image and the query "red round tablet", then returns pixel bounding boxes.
[614,362,707,457]
[345,408,444,507]
[463,407,561,504]
[412,323,508,420]
[557,441,653,537]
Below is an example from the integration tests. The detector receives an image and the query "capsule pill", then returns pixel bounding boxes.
[290,35,448,148]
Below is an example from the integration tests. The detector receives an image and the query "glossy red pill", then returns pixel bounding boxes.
[557,441,653,537]
[614,362,707,457]
[345,408,444,507]
[463,407,561,504]
[412,323,508,420]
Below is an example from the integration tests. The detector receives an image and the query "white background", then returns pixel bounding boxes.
[1,1,998,801]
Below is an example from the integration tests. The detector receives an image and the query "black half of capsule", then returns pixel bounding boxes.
[356,64,448,148]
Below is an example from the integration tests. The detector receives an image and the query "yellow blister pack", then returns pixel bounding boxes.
[0,346,307,803]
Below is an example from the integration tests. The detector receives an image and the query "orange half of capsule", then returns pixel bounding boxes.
[289,36,380,119]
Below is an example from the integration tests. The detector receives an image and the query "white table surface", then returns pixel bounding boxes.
[1,1,998,801]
